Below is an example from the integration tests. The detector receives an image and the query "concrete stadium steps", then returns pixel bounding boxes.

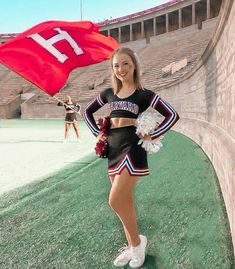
[0,69,23,92]
[141,57,199,88]
[0,95,18,105]
[0,65,36,118]
[0,65,36,103]
[139,19,217,90]
[0,18,218,118]
[64,20,216,105]
[120,39,147,53]
[0,65,10,81]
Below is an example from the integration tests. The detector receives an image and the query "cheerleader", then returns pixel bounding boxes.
[83,47,179,268]
[57,95,81,142]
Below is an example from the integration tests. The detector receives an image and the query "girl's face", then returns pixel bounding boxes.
[112,53,135,84]
[65,96,71,103]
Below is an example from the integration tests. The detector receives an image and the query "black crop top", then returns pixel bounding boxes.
[83,88,179,139]
[57,102,81,112]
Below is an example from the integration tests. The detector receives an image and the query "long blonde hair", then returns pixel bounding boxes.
[65,95,72,104]
[110,47,143,94]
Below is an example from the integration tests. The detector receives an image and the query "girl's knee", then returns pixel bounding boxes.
[108,192,131,212]
[108,193,121,211]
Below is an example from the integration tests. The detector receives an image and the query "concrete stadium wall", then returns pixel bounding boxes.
[159,0,235,255]
[21,94,88,119]
[21,95,64,119]
[0,96,21,118]
[21,102,64,119]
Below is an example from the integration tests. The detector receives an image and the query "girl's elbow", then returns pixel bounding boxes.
[174,112,180,124]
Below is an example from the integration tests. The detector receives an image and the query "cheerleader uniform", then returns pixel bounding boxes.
[57,102,81,123]
[83,88,179,177]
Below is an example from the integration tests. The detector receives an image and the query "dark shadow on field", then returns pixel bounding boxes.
[143,255,159,269]
[122,255,158,269]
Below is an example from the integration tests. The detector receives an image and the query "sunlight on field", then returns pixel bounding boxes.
[0,119,96,195]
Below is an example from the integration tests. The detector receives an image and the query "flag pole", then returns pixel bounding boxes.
[53,95,81,115]
[80,0,83,21]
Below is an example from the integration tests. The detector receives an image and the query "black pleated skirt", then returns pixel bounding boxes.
[65,113,77,123]
[107,126,149,176]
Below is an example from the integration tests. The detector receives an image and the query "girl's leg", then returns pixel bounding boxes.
[64,122,70,140]
[72,121,79,139]
[108,169,140,247]
[109,175,132,246]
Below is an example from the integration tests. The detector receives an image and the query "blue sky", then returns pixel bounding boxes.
[0,0,168,34]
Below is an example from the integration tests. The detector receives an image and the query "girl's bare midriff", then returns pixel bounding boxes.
[110,117,136,129]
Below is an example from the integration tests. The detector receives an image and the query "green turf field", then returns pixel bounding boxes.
[0,131,234,269]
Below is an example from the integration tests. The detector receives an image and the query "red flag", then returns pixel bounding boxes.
[0,21,119,96]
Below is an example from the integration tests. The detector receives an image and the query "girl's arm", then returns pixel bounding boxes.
[83,91,109,137]
[149,93,179,140]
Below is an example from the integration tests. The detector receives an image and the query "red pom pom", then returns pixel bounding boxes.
[95,139,108,158]
[97,116,111,136]
[95,116,110,158]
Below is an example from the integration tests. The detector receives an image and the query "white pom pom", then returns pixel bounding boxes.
[141,140,163,154]
[135,111,164,153]
[135,111,160,136]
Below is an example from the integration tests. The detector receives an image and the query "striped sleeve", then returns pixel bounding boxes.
[75,103,81,113]
[149,94,179,139]
[83,92,107,137]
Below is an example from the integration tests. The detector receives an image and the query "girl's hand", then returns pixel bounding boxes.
[97,132,107,141]
[136,133,152,141]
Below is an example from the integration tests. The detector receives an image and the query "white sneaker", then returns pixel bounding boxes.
[113,244,132,267]
[63,139,68,143]
[129,235,147,268]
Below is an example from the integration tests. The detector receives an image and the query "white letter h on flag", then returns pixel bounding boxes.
[28,28,84,63]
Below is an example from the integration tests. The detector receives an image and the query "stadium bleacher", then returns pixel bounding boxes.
[0,2,218,119]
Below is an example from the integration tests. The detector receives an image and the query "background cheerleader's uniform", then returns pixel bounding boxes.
[57,102,81,123]
[83,88,179,177]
